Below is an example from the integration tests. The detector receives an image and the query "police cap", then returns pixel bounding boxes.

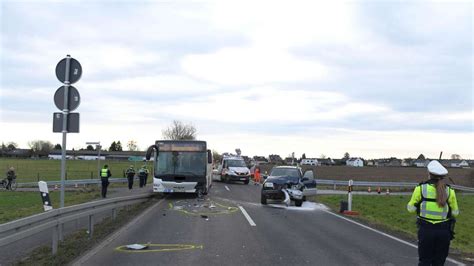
[427,160,448,176]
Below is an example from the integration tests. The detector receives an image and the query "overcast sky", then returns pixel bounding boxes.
[0,0,472,159]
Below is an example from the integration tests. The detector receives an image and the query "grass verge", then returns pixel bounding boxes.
[311,194,474,256]
[0,188,101,224]
[14,197,159,266]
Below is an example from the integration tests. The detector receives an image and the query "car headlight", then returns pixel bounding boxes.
[229,170,236,175]
[264,182,274,188]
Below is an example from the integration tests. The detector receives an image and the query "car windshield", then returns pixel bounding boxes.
[156,151,206,176]
[270,168,301,182]
[226,159,246,167]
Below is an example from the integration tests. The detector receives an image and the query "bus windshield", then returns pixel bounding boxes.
[156,151,206,176]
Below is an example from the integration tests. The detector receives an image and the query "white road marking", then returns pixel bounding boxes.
[238,206,256,226]
[225,186,230,191]
[323,210,465,266]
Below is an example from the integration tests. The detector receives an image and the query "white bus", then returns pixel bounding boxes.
[145,140,213,196]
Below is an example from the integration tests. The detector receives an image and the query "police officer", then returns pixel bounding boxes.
[407,160,459,266]
[100,164,111,198]
[126,165,136,190]
[138,165,149,188]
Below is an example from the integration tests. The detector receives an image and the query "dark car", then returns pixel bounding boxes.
[261,166,317,207]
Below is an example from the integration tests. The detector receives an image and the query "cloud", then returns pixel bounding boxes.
[181,46,331,85]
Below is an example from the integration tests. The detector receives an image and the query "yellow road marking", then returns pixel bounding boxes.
[115,244,204,253]
[169,200,239,216]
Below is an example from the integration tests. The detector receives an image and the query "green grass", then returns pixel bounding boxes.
[0,158,153,182]
[311,194,474,255]
[0,188,102,223]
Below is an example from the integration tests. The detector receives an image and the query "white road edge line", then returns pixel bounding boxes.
[323,210,465,266]
[225,186,230,191]
[239,206,256,227]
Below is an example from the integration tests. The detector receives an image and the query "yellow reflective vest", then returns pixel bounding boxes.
[101,168,109,178]
[407,182,459,224]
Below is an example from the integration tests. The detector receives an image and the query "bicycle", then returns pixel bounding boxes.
[0,178,17,191]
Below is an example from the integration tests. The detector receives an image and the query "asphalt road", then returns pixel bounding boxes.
[75,181,460,266]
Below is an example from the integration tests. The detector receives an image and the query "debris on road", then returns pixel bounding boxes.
[126,244,148,250]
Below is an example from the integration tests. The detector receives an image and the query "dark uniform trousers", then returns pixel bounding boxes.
[417,220,451,266]
[101,178,109,198]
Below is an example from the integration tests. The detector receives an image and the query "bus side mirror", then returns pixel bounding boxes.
[207,149,212,164]
[146,145,157,161]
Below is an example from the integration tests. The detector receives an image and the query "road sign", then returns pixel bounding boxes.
[53,112,80,133]
[54,86,81,111]
[55,57,82,84]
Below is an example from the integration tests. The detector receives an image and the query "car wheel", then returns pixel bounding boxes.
[261,195,267,205]
[295,199,303,207]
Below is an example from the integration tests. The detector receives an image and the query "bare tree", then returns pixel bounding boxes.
[451,154,461,160]
[162,120,197,140]
[6,142,18,150]
[28,140,54,157]
[127,140,138,151]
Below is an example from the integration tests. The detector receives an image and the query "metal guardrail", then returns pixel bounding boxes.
[315,179,474,192]
[0,193,154,254]
[17,178,128,187]
[17,178,474,192]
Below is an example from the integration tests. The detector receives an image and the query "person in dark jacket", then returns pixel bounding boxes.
[138,165,149,188]
[6,167,16,190]
[126,165,136,190]
[100,165,112,198]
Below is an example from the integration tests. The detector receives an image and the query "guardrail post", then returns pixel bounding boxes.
[59,224,64,241]
[333,183,336,190]
[52,224,59,255]
[112,208,117,220]
[88,214,94,239]
[37,173,40,182]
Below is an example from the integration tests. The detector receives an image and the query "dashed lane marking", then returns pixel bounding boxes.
[225,186,230,191]
[238,206,256,226]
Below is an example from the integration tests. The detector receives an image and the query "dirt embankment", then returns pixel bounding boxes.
[257,165,474,187]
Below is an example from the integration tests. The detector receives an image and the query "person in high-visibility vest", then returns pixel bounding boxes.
[407,160,459,265]
[100,165,112,198]
[254,167,261,185]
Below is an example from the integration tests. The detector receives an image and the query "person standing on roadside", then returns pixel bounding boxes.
[126,165,136,190]
[100,164,111,198]
[138,165,149,188]
[407,160,459,266]
[6,167,16,190]
[254,166,261,185]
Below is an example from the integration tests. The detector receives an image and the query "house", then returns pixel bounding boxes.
[301,158,318,165]
[402,158,414,167]
[449,160,470,168]
[377,157,402,167]
[413,159,429,167]
[366,160,375,166]
[346,157,363,167]
[318,158,335,166]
